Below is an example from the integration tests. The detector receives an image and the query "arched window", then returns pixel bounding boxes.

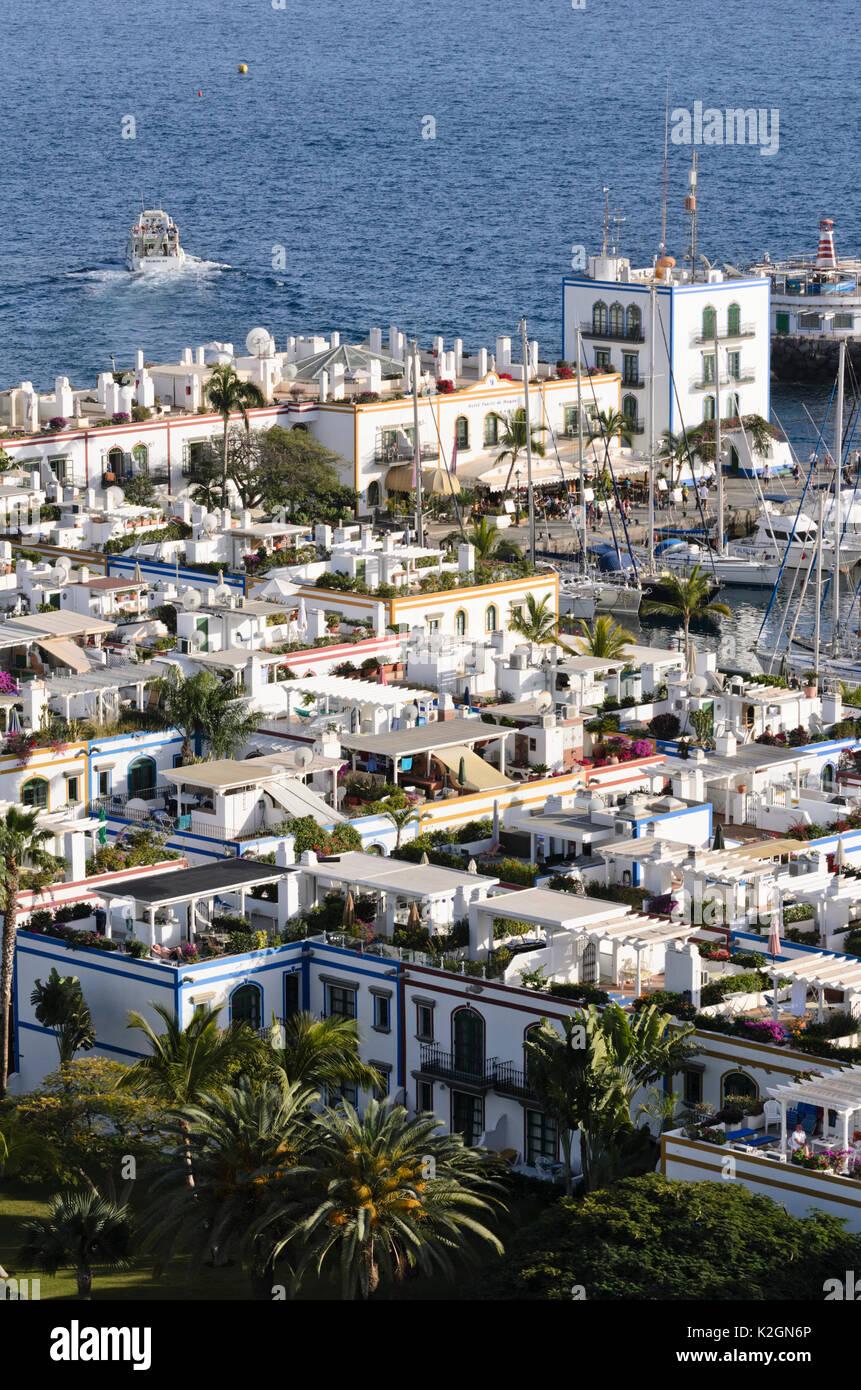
[127,755,157,798]
[592,301,608,334]
[609,302,624,336]
[822,763,836,793]
[727,302,741,336]
[622,394,637,424]
[21,777,49,810]
[703,396,716,422]
[367,480,380,508]
[132,443,149,473]
[721,1071,758,1106]
[455,609,467,637]
[455,416,469,451]
[485,604,498,633]
[626,304,642,339]
[231,982,262,1030]
[728,392,741,420]
[702,305,717,340]
[483,413,499,447]
[107,446,124,475]
[452,1008,485,1077]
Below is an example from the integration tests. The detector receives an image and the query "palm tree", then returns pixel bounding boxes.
[205,362,266,509]
[641,564,731,667]
[30,968,96,1066]
[468,516,502,566]
[527,1004,698,1192]
[19,1190,131,1299]
[509,593,571,649]
[381,804,418,851]
[156,666,258,763]
[658,429,692,486]
[139,1079,318,1298]
[275,1098,505,1300]
[596,409,635,452]
[492,408,547,501]
[117,1003,264,1187]
[0,807,55,1097]
[155,666,211,763]
[201,677,260,760]
[266,1012,381,1095]
[574,615,634,660]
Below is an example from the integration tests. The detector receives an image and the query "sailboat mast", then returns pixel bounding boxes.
[520,317,536,567]
[832,340,846,657]
[814,488,823,686]
[576,326,587,573]
[411,339,424,548]
[713,321,723,553]
[648,282,656,573]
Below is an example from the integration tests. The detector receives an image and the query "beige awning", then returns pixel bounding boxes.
[34,638,91,675]
[385,465,460,496]
[433,744,514,792]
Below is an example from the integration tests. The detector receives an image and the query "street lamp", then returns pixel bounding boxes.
[515,469,521,525]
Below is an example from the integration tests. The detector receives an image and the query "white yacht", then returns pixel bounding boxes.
[646,538,779,587]
[126,208,186,272]
[727,506,848,572]
[557,571,642,621]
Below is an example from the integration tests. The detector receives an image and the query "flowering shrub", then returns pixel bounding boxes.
[435,379,455,394]
[743,1019,788,1044]
[112,412,131,424]
[180,943,199,962]
[699,943,730,961]
[646,893,678,917]
[792,1148,849,1172]
[0,672,20,695]
[3,731,36,766]
[47,416,67,430]
[556,365,574,379]
[486,857,538,887]
[630,738,654,758]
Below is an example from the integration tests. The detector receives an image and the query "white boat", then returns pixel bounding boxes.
[727,506,856,573]
[646,538,779,587]
[126,208,186,272]
[558,571,642,621]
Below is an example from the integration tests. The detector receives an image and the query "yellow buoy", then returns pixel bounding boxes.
[238,63,248,74]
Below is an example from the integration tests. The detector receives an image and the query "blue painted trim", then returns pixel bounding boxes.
[17,1019,145,1060]
[16,935,177,985]
[107,556,244,592]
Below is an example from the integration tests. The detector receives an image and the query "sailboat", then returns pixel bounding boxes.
[767,342,861,683]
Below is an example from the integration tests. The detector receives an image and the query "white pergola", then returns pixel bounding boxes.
[759,951,861,1023]
[470,887,697,990]
[768,1065,861,1160]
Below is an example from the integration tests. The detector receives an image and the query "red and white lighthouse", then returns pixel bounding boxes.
[817,217,837,268]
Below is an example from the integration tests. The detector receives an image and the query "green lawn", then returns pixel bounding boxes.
[0,1178,552,1301]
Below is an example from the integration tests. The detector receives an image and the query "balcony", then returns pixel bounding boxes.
[492,1061,536,1100]
[621,377,645,390]
[374,440,439,465]
[580,322,645,343]
[418,1043,499,1091]
[693,323,756,344]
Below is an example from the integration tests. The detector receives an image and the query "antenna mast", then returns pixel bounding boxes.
[602,186,610,256]
[685,151,698,279]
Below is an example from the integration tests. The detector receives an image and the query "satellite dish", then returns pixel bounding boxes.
[294,747,313,769]
[212,584,232,606]
[53,557,71,583]
[189,630,205,650]
[588,796,604,814]
[246,327,273,357]
[182,589,202,611]
[201,515,216,536]
[106,486,124,509]
[689,674,708,696]
[536,690,553,713]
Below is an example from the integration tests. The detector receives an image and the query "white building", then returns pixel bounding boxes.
[562,252,770,449]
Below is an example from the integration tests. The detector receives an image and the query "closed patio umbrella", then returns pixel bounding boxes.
[407,900,422,931]
[712,822,725,851]
[836,835,846,872]
[342,890,355,930]
[458,755,467,786]
[492,799,500,850]
[467,857,477,875]
[420,851,429,865]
